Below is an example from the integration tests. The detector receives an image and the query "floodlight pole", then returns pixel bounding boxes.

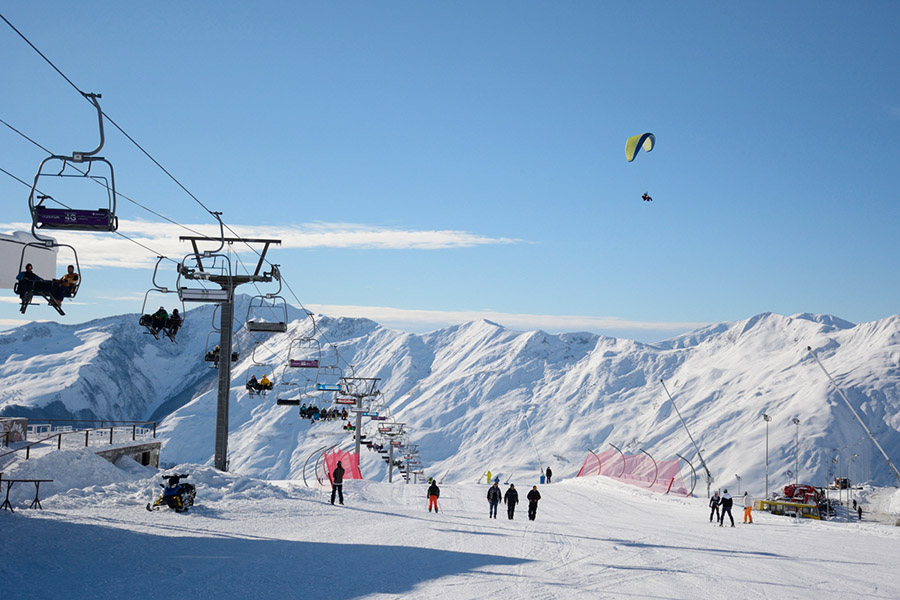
[807,346,900,486]
[763,413,772,499]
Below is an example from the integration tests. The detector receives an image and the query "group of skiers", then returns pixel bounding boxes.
[329,464,544,522]
[486,481,542,520]
[299,404,349,422]
[709,489,754,526]
[245,374,273,396]
[139,306,182,339]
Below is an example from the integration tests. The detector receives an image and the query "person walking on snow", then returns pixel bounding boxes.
[719,489,735,527]
[331,461,345,505]
[709,491,721,523]
[545,466,552,484]
[743,491,753,524]
[527,486,542,521]
[486,470,492,485]
[504,484,519,520]
[487,481,502,518]
[428,481,440,513]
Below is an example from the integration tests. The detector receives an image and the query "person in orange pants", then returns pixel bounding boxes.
[743,491,753,524]
[427,480,440,513]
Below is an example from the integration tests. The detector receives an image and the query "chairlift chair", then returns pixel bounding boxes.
[246,295,289,333]
[14,241,80,316]
[246,266,288,333]
[28,94,118,233]
[204,332,238,366]
[138,257,186,342]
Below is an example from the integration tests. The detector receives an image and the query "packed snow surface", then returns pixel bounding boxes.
[1,450,899,599]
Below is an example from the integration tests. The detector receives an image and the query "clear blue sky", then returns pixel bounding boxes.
[2,2,899,342]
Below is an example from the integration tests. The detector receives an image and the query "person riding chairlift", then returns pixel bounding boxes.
[166,308,182,337]
[150,306,168,334]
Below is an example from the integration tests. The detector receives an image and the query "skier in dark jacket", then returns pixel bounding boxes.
[527,486,541,521]
[504,484,519,520]
[719,489,734,527]
[487,482,502,518]
[331,461,345,505]
[709,491,721,522]
[428,481,440,512]
[545,466,552,484]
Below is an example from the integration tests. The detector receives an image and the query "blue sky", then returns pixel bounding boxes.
[2,2,899,342]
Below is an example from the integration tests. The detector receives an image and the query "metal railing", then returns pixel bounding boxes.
[0,421,157,461]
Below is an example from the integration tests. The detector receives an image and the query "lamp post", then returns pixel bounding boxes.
[792,417,800,486]
[735,474,742,496]
[763,413,772,498]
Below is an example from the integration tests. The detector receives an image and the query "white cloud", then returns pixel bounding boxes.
[0,220,523,269]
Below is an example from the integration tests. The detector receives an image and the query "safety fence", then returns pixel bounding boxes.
[576,447,689,496]
[321,448,362,484]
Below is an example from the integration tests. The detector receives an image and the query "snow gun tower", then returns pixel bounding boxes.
[178,222,280,471]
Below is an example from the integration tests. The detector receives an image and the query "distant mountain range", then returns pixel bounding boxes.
[3,299,899,491]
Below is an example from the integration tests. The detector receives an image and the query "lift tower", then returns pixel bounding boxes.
[178,235,280,471]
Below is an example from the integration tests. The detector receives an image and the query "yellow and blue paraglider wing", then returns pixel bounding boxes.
[625,133,655,162]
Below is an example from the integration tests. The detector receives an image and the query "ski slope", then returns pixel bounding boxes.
[2,450,899,599]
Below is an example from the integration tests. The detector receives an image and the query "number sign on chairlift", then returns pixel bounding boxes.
[335,398,356,405]
[316,383,341,392]
[290,359,319,368]
[369,415,387,421]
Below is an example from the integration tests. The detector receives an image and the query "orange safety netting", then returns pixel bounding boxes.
[576,448,689,496]
[323,449,362,482]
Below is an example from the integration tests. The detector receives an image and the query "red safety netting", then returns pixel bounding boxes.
[576,448,689,496]
[323,449,362,482]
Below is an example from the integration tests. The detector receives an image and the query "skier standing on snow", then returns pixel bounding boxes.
[331,461,345,505]
[719,489,735,527]
[743,491,753,524]
[709,491,721,523]
[428,480,440,513]
[487,481,502,518]
[527,486,541,521]
[504,484,519,520]
[486,470,492,485]
[545,466,552,484]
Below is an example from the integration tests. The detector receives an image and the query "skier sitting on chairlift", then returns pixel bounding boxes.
[641,193,653,202]
[165,309,182,337]
[150,306,168,334]
[258,373,272,390]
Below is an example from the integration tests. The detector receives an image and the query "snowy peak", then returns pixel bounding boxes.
[3,308,900,491]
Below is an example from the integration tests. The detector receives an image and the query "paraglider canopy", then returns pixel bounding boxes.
[625,133,655,162]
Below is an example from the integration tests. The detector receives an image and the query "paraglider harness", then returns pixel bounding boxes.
[146,473,196,513]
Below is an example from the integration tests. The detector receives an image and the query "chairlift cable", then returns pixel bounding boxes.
[1,13,219,221]
[2,117,207,237]
[0,163,175,263]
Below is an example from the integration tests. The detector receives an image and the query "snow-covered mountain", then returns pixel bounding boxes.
[3,301,900,493]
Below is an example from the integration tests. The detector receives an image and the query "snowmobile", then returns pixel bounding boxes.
[146,473,196,513]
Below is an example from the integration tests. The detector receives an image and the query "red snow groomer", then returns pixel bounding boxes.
[782,483,822,504]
